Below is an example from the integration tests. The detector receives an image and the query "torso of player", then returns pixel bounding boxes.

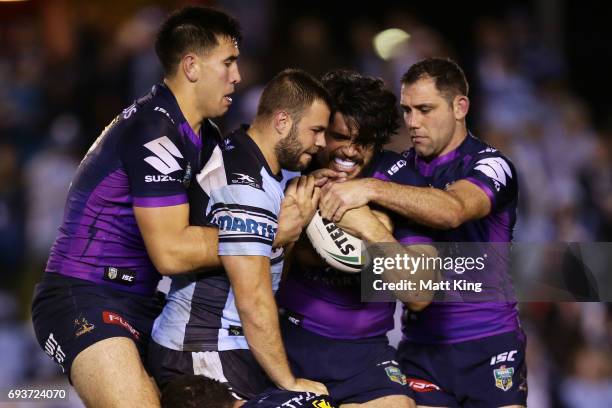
[45,84,219,295]
[153,125,292,352]
[401,134,521,343]
[276,150,431,340]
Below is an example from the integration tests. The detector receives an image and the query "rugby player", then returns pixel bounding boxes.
[276,70,436,408]
[161,375,338,408]
[318,58,526,408]
[149,69,332,400]
[31,6,248,407]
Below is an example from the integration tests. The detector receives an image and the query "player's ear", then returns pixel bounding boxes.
[182,53,199,83]
[273,110,292,137]
[453,95,469,120]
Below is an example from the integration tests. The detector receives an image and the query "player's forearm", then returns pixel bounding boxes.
[366,178,463,229]
[236,293,296,389]
[370,242,437,307]
[155,226,221,275]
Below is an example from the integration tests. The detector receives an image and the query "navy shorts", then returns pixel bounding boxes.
[148,340,272,400]
[398,329,527,407]
[31,273,163,379]
[280,317,409,404]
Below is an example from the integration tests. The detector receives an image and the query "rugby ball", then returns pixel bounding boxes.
[305,210,363,273]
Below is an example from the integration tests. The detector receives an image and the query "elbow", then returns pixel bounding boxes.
[437,208,463,230]
[153,252,185,276]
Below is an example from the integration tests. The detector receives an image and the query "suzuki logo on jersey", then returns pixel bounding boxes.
[387,159,407,176]
[143,136,183,175]
[145,175,178,183]
[474,157,512,191]
[490,350,517,365]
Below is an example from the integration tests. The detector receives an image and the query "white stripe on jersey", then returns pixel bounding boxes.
[192,351,229,382]
[474,157,512,187]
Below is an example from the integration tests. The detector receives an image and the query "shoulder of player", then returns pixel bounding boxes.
[372,149,425,184]
[117,101,182,147]
[466,140,516,175]
[217,129,268,191]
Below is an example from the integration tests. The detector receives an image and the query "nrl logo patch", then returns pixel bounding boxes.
[385,366,407,386]
[493,365,514,391]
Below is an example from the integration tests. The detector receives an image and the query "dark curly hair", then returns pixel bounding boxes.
[321,69,400,149]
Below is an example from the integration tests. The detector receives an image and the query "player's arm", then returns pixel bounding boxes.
[223,255,327,395]
[322,177,490,229]
[336,206,436,309]
[134,205,220,275]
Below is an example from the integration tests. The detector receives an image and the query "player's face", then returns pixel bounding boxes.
[197,35,241,118]
[318,112,376,180]
[276,99,329,171]
[400,77,458,159]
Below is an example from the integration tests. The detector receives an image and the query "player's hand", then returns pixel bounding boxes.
[310,168,347,187]
[319,178,372,222]
[336,206,392,242]
[292,175,320,226]
[273,194,303,248]
[283,378,329,395]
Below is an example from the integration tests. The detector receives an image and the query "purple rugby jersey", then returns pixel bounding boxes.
[45,84,221,295]
[276,150,432,339]
[401,133,520,343]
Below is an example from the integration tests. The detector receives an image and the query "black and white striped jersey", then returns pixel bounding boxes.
[152,125,298,352]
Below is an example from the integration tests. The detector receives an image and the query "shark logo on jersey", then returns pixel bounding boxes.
[474,157,512,191]
[231,173,261,189]
[143,136,183,175]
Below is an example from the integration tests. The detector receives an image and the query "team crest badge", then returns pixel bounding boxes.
[493,365,514,391]
[385,366,407,385]
[74,316,95,337]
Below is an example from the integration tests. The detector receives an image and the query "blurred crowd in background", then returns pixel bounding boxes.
[0,0,611,406]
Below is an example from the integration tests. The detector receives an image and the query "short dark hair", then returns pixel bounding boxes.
[401,58,469,103]
[322,69,400,148]
[160,375,235,408]
[155,6,242,75]
[256,68,332,123]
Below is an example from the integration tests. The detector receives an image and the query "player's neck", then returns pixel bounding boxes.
[247,124,280,175]
[437,124,468,158]
[164,78,203,136]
